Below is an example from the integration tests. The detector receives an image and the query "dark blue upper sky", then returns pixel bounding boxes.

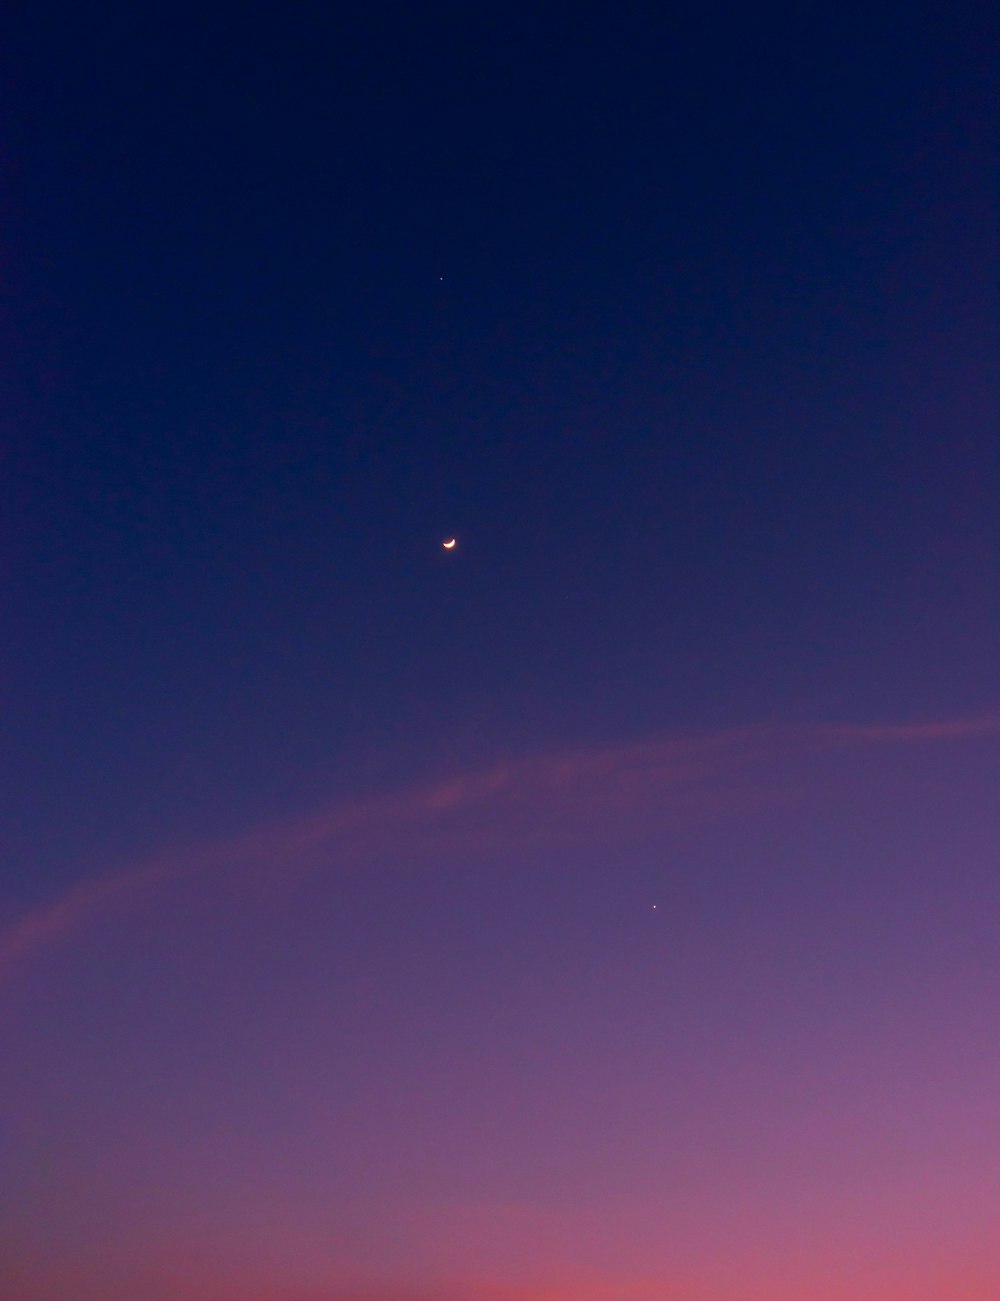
[3,2,997,896]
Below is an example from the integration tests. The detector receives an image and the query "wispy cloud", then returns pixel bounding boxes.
[3,711,996,977]
[822,713,1000,744]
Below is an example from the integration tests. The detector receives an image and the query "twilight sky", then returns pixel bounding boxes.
[2,4,998,1299]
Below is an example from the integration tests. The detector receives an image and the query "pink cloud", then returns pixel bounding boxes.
[823,713,1000,744]
[2,710,996,978]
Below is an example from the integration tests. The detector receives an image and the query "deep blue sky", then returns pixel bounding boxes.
[4,3,997,885]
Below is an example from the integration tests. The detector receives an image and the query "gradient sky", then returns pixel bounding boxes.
[2,4,998,1299]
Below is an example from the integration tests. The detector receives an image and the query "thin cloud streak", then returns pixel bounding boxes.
[823,713,1000,744]
[2,712,997,977]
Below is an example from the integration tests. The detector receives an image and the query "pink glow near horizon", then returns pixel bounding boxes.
[3,714,999,1300]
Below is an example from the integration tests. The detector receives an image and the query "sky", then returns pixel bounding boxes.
[1,3,998,1299]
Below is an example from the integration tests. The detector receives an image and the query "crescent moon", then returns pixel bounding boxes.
[442,538,457,549]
